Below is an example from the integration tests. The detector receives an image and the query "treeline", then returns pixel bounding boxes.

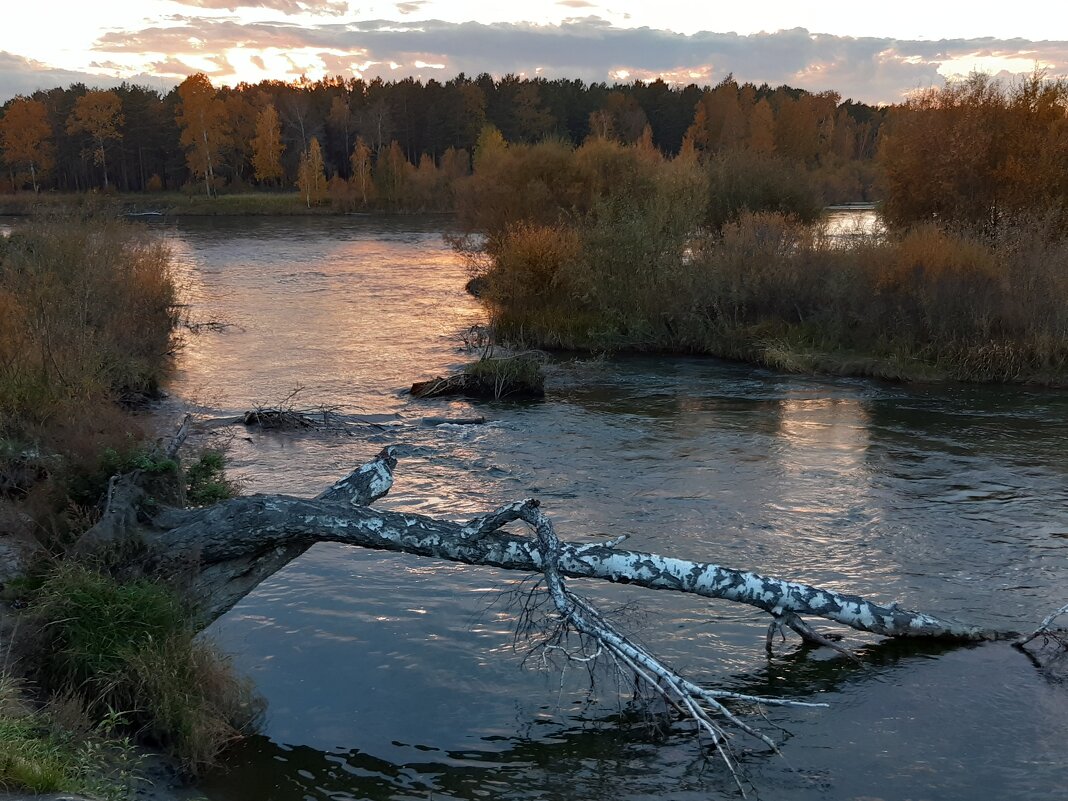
[458,73,1068,384]
[0,72,885,205]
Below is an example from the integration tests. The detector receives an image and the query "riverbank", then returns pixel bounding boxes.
[0,191,344,217]
[0,214,257,800]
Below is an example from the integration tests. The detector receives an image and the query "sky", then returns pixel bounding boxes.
[1,1,1067,103]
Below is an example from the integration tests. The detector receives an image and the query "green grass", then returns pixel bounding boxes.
[28,565,260,774]
[184,449,237,506]
[0,675,139,800]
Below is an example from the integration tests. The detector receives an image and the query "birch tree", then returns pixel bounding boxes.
[0,97,54,192]
[349,136,375,207]
[296,137,326,207]
[59,439,1065,793]
[66,90,124,189]
[175,74,231,197]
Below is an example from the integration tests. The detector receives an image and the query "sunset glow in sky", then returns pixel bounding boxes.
[2,1,1067,102]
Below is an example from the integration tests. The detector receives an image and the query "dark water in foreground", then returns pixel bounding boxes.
[152,216,1067,801]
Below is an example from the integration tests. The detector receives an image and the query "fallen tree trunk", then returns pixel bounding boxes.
[66,446,1061,790]
[74,447,1015,640]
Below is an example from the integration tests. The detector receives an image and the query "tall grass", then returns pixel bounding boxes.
[1,671,141,800]
[0,212,179,540]
[0,212,177,416]
[27,564,260,774]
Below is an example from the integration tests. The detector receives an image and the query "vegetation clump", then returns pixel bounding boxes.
[0,674,139,800]
[411,353,546,400]
[0,214,254,792]
[24,564,260,774]
[454,73,1068,385]
[0,212,180,539]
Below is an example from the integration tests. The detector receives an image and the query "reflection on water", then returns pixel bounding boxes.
[824,206,881,240]
[153,216,1068,801]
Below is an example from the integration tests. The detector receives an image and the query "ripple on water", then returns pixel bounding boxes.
[157,217,1068,801]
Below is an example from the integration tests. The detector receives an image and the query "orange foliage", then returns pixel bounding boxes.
[250,103,284,185]
[0,97,53,191]
[175,74,232,197]
[879,73,1068,228]
[66,90,124,188]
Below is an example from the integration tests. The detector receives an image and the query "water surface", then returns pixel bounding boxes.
[154,215,1068,801]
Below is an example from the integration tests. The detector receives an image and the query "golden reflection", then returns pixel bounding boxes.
[167,224,484,414]
[777,396,871,453]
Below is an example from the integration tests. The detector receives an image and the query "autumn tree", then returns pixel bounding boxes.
[0,97,54,192]
[66,89,124,188]
[747,98,776,153]
[175,74,231,197]
[296,136,326,207]
[773,90,839,165]
[349,136,375,207]
[472,125,507,171]
[374,140,412,208]
[251,103,284,186]
[879,73,1068,228]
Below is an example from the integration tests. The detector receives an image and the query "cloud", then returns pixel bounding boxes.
[169,0,348,14]
[395,1,427,14]
[557,0,598,7]
[0,51,179,102]
[10,18,1068,104]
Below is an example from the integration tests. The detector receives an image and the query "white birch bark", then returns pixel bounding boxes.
[73,447,1000,642]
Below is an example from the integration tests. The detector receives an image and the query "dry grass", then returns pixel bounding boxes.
[472,205,1068,383]
[0,213,179,541]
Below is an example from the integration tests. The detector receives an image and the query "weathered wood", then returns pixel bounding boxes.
[71,447,1000,642]
[58,445,1065,788]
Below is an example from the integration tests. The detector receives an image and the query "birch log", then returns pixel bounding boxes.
[63,445,1065,790]
[73,447,1003,641]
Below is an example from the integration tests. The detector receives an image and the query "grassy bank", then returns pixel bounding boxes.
[1,213,256,796]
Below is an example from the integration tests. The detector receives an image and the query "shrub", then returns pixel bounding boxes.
[704,150,824,229]
[184,449,236,505]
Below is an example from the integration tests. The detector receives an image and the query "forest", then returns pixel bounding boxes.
[0,71,883,206]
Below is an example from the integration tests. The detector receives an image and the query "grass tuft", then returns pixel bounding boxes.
[27,564,260,775]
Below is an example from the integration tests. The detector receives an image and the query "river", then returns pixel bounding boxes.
[146,215,1066,800]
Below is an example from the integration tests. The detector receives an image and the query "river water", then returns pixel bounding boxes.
[148,215,1068,801]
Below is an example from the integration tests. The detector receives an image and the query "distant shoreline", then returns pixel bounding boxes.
[0,191,429,217]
